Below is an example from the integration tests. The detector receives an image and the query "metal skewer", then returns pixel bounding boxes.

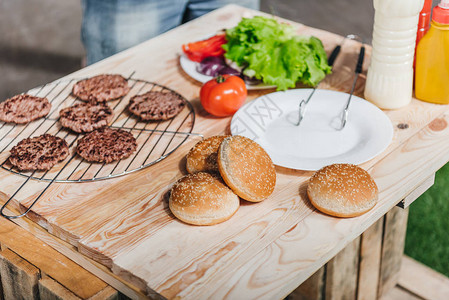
[339,37,366,130]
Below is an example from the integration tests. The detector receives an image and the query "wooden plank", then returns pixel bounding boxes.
[0,248,40,300]
[0,263,3,300]
[325,237,360,300]
[378,207,409,296]
[0,217,109,299]
[398,256,449,300]
[397,174,435,209]
[89,286,120,300]
[39,276,120,300]
[2,205,149,300]
[289,266,325,300]
[39,276,81,300]
[357,218,383,300]
[380,286,422,300]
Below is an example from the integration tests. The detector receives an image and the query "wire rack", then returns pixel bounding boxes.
[0,72,200,219]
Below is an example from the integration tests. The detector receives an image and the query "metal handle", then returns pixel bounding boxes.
[340,44,366,130]
[327,45,341,67]
[355,46,365,74]
[0,174,35,219]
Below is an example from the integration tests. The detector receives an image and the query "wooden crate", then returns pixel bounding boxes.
[0,216,120,300]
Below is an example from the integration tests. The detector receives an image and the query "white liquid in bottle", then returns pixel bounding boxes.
[364,0,424,109]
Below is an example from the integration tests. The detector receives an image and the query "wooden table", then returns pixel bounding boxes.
[1,5,448,300]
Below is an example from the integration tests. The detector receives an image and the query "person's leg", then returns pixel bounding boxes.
[183,0,259,22]
[81,0,187,65]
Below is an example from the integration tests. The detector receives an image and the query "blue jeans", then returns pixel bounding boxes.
[81,0,260,65]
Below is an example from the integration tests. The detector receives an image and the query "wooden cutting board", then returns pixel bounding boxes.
[1,5,449,299]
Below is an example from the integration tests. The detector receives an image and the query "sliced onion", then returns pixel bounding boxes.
[217,66,241,76]
[196,56,226,77]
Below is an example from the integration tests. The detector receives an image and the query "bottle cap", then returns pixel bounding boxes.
[433,0,449,24]
[440,0,449,9]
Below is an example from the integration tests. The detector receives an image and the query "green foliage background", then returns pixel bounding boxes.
[405,163,449,277]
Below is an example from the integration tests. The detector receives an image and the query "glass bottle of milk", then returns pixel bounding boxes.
[364,0,424,109]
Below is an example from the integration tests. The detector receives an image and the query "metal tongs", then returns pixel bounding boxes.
[296,34,366,130]
[340,36,365,129]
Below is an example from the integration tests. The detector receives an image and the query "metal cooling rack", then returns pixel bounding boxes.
[0,72,200,219]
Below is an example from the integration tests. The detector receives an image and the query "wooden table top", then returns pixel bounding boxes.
[1,5,449,299]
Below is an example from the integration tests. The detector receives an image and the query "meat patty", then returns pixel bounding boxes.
[72,74,130,102]
[59,102,114,133]
[128,90,185,121]
[9,134,69,171]
[0,94,51,124]
[76,128,137,163]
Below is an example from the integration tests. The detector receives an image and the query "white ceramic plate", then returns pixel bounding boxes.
[179,54,276,90]
[230,89,393,171]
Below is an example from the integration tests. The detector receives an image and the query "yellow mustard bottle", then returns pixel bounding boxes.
[415,0,449,104]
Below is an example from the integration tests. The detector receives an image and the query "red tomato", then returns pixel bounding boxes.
[200,75,247,117]
[182,34,227,62]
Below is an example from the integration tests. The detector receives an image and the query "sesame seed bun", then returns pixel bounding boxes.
[186,135,230,174]
[169,172,240,225]
[307,164,378,218]
[217,136,276,202]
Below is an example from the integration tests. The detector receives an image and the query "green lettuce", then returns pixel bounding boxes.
[223,16,331,91]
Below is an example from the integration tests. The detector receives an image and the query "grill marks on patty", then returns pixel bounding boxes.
[128,91,185,121]
[9,134,69,171]
[76,128,137,163]
[0,94,51,124]
[72,74,130,102]
[59,102,114,133]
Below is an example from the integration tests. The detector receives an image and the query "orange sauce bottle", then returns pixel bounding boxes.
[415,0,449,104]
